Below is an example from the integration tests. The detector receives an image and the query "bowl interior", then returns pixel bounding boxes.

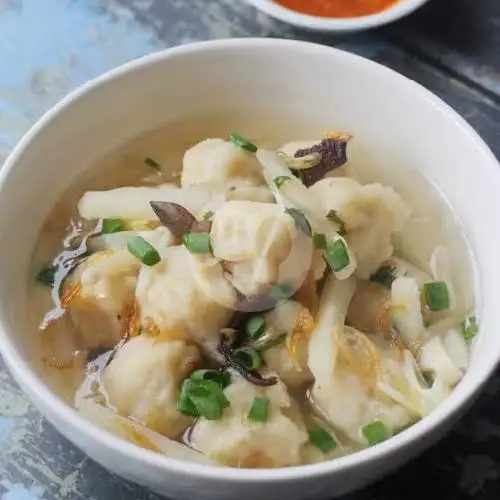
[0,39,499,490]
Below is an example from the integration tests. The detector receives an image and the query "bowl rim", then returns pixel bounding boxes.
[0,37,499,483]
[243,0,431,32]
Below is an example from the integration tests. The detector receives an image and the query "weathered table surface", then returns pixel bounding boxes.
[1,1,500,499]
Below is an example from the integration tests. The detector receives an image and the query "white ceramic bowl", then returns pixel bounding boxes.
[0,38,499,500]
[244,0,430,32]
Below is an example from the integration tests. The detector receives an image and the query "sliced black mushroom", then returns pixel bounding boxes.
[218,336,277,387]
[292,134,351,186]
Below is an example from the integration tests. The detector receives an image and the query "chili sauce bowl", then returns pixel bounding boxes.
[0,38,498,500]
[243,0,431,32]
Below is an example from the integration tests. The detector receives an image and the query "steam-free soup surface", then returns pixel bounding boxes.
[31,113,477,468]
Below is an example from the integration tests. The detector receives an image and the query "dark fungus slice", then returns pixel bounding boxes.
[150,201,196,238]
[234,291,277,314]
[218,336,277,387]
[150,201,212,238]
[190,219,212,234]
[293,134,350,186]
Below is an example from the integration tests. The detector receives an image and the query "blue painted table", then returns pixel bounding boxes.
[1,1,500,499]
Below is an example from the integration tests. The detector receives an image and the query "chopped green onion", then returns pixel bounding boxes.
[189,369,231,389]
[177,378,229,420]
[102,218,125,234]
[423,281,450,311]
[182,232,212,254]
[326,210,346,236]
[461,315,478,340]
[245,315,266,340]
[228,133,257,153]
[324,239,350,272]
[268,283,294,301]
[203,210,214,220]
[259,333,287,351]
[36,266,57,287]
[248,396,269,423]
[274,176,292,189]
[362,421,389,445]
[177,379,199,417]
[285,208,312,236]
[127,236,161,266]
[309,426,337,452]
[144,157,162,172]
[313,233,326,250]
[234,347,262,371]
[371,264,396,288]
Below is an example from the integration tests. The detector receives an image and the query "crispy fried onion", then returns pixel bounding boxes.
[292,270,318,317]
[122,300,141,340]
[60,282,82,308]
[286,308,315,371]
[336,326,381,389]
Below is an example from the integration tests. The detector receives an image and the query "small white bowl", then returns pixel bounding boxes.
[0,38,499,500]
[244,0,430,32]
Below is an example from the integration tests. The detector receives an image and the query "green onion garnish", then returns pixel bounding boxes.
[324,239,350,272]
[371,264,396,288]
[144,157,162,172]
[177,379,201,417]
[233,347,262,371]
[244,315,266,340]
[182,232,212,254]
[127,236,161,266]
[189,369,231,389]
[248,396,269,423]
[326,210,346,236]
[102,218,125,234]
[36,266,57,287]
[285,208,312,236]
[274,176,292,189]
[203,211,214,220]
[423,281,450,311]
[313,233,327,250]
[177,378,229,420]
[362,421,389,445]
[308,426,337,453]
[259,333,287,351]
[461,315,478,340]
[228,133,257,153]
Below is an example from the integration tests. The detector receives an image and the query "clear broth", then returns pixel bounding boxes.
[29,112,476,456]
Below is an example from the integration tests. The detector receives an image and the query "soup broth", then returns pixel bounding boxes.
[30,112,476,468]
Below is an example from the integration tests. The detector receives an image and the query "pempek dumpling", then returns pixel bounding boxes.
[309,178,410,279]
[102,335,200,438]
[182,138,264,189]
[135,245,235,352]
[190,375,308,467]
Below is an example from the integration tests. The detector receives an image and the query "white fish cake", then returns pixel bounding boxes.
[182,138,264,189]
[135,245,235,350]
[67,249,141,351]
[190,376,308,467]
[309,178,410,279]
[102,336,200,438]
[211,200,307,296]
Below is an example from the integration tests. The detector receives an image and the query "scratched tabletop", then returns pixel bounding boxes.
[1,0,500,499]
